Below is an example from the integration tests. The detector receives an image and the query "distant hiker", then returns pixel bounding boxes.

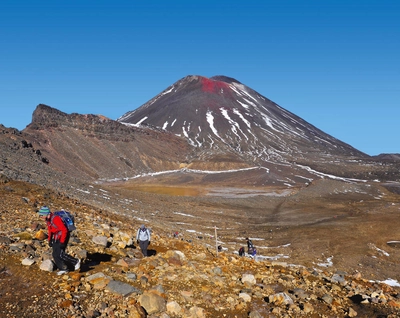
[246,237,254,254]
[136,224,151,257]
[238,246,245,256]
[218,245,222,252]
[38,206,80,275]
[251,247,257,257]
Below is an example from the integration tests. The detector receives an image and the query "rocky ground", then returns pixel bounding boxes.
[1,177,400,317]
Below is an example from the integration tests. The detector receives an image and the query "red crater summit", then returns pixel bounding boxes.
[201,76,230,93]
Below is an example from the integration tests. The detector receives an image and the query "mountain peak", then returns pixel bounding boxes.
[210,75,242,85]
[119,75,367,166]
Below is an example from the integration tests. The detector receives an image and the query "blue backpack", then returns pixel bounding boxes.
[52,210,76,232]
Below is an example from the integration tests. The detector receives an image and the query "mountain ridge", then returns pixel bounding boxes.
[1,74,397,191]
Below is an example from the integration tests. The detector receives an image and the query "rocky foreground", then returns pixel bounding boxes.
[1,178,400,318]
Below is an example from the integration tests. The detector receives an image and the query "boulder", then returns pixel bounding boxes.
[92,236,108,247]
[269,292,294,305]
[21,257,35,266]
[116,257,140,268]
[241,273,256,285]
[166,301,183,315]
[34,229,47,240]
[106,280,141,297]
[39,259,54,272]
[138,291,166,314]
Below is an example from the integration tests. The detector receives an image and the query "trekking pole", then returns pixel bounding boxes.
[215,226,218,257]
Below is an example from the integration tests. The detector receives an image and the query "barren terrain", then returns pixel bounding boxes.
[1,174,400,317]
[1,105,400,316]
[102,176,400,283]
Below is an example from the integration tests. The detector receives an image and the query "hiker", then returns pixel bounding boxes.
[246,237,254,254]
[238,246,245,256]
[136,224,151,257]
[251,247,257,257]
[38,206,80,275]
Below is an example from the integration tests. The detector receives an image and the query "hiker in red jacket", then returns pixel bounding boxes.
[38,206,80,275]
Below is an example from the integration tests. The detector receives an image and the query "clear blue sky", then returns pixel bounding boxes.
[1,1,399,156]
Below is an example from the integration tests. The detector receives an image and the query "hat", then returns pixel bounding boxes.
[38,206,50,216]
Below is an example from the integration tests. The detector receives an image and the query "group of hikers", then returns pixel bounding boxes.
[38,205,151,275]
[238,237,257,257]
[38,205,257,274]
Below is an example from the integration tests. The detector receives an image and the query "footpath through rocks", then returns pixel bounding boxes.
[1,179,400,318]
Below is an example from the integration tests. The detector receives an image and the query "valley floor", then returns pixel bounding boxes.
[1,178,400,317]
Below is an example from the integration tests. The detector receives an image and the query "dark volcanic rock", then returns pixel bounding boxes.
[118,75,367,161]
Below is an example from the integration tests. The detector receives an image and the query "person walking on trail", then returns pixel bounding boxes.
[246,237,254,254]
[136,224,151,257]
[38,206,80,275]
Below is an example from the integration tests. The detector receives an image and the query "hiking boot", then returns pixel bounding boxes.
[74,259,81,271]
[57,270,69,276]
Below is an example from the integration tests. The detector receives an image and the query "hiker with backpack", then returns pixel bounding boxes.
[246,237,255,254]
[136,224,151,257]
[38,206,80,275]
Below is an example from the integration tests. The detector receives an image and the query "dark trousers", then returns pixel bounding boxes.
[52,240,78,270]
[139,240,149,257]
